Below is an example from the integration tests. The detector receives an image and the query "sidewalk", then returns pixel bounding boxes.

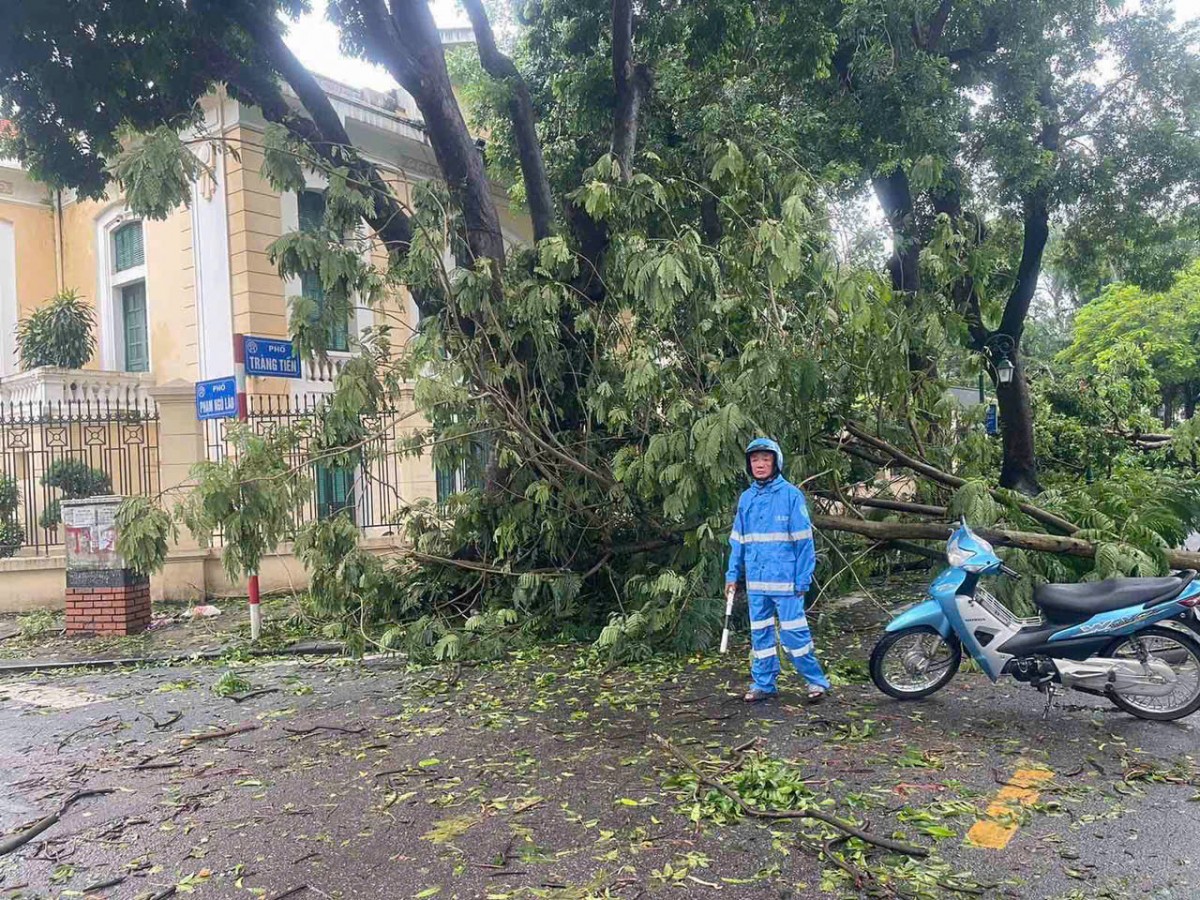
[0,595,340,671]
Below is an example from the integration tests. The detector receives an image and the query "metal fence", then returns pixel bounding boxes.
[205,393,409,539]
[0,399,160,555]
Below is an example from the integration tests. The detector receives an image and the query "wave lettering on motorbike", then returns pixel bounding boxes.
[1072,607,1158,636]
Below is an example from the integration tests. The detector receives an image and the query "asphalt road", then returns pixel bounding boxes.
[0,646,1195,900]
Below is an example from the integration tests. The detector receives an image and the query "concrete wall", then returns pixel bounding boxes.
[0,538,403,614]
[0,194,56,318]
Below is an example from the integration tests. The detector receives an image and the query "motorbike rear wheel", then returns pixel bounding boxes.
[1103,625,1200,721]
[870,626,962,700]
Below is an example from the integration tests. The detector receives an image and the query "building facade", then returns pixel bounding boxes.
[0,71,528,607]
[0,74,529,475]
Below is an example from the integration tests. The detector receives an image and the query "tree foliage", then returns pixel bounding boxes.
[1060,261,1200,423]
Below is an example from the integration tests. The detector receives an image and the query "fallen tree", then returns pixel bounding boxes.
[842,423,1080,535]
[812,514,1200,571]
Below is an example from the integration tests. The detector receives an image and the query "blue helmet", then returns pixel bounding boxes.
[745,437,784,479]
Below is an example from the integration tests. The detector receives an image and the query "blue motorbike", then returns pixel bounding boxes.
[870,520,1200,720]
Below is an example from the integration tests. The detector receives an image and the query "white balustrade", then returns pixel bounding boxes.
[0,367,155,409]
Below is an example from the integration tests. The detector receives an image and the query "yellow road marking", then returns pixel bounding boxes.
[965,762,1054,850]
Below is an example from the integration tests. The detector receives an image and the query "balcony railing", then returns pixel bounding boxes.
[0,367,155,408]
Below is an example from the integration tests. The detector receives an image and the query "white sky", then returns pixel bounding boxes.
[284,0,467,92]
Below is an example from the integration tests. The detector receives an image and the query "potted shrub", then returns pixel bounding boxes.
[39,459,112,529]
[16,289,96,370]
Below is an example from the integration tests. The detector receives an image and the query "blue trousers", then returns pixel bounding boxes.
[748,592,830,693]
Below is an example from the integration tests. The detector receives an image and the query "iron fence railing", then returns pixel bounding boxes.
[205,393,408,539]
[0,399,160,555]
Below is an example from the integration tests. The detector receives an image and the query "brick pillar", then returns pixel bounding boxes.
[149,380,209,602]
[66,573,151,635]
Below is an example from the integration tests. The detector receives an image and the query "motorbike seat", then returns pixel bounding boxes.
[1034,572,1195,624]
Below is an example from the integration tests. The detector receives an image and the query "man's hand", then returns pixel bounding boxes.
[725,582,737,597]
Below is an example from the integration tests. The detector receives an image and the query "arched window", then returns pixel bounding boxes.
[104,218,148,372]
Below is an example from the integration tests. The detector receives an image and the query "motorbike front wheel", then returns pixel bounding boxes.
[1103,625,1200,721]
[870,626,962,700]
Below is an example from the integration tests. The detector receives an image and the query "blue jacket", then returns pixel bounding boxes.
[725,438,816,595]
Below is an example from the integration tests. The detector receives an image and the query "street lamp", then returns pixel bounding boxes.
[985,333,1016,385]
[995,355,1015,384]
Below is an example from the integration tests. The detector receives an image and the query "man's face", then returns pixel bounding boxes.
[749,450,775,480]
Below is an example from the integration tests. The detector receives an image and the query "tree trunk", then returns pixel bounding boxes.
[462,0,556,241]
[1186,381,1196,419]
[872,170,935,379]
[1163,383,1176,430]
[994,350,1041,495]
[873,170,921,297]
[610,0,648,182]
[355,0,506,269]
[810,514,1200,570]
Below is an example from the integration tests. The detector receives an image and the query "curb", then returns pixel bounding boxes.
[0,642,347,675]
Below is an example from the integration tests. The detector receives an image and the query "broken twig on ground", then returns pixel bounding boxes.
[181,723,259,745]
[653,736,927,857]
[0,788,116,856]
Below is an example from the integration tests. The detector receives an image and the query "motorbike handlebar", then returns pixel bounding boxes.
[999,564,1022,579]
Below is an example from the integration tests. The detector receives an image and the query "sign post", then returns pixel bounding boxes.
[195,376,238,421]
[242,336,301,379]
[233,334,262,641]
[230,335,301,641]
[985,403,999,437]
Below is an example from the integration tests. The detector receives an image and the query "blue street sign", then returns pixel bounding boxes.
[243,336,301,379]
[195,376,238,420]
[985,403,999,436]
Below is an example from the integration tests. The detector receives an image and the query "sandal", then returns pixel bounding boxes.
[743,688,777,703]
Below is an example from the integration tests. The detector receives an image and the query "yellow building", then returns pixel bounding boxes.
[1,74,529,390]
[0,72,528,607]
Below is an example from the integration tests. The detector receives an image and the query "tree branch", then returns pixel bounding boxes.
[932,182,990,349]
[997,82,1058,343]
[918,0,954,50]
[843,422,1079,534]
[654,736,929,857]
[873,169,920,294]
[812,514,1200,570]
[610,0,648,182]
[372,0,507,270]
[219,5,417,269]
[462,0,556,241]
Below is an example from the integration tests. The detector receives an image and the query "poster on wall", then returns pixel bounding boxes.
[63,499,124,572]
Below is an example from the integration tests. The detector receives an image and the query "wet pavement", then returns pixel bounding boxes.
[0,641,1196,900]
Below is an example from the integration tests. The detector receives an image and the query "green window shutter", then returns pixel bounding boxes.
[326,310,349,352]
[298,191,349,351]
[299,190,325,231]
[121,282,149,372]
[300,269,324,303]
[435,464,457,505]
[316,464,355,522]
[467,442,487,491]
[113,222,144,272]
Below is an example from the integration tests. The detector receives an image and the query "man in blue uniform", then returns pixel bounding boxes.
[725,437,830,702]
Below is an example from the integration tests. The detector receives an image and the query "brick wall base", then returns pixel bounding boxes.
[66,582,151,636]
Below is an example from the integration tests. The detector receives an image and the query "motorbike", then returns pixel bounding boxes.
[869,520,1200,720]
